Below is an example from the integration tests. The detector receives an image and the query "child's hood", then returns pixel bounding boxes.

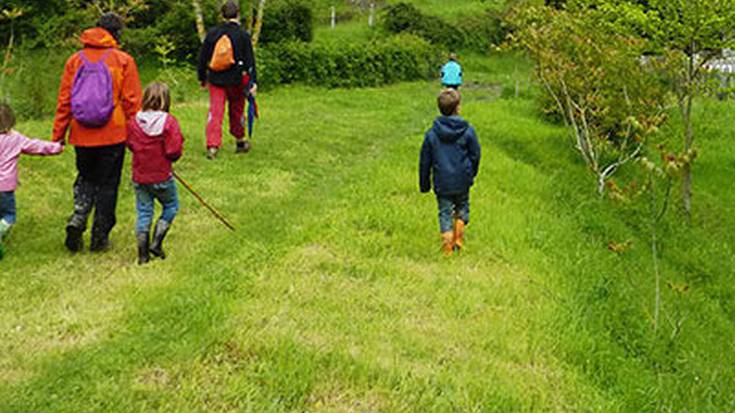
[432,116,469,143]
[135,111,168,137]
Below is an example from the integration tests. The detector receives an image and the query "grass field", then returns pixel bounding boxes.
[1,50,734,412]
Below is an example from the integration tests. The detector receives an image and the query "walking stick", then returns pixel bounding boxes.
[172,170,236,232]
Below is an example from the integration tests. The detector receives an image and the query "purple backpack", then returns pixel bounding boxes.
[71,50,114,128]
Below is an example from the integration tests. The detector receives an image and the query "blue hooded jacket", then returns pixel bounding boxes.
[420,116,481,195]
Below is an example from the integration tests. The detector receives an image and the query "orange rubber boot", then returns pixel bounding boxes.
[441,231,454,256]
[453,219,466,251]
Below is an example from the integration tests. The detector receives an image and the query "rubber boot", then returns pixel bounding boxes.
[453,219,466,252]
[137,232,150,265]
[90,230,111,252]
[149,220,171,259]
[65,224,84,253]
[441,231,454,256]
[0,219,9,260]
[235,139,252,154]
[0,219,10,241]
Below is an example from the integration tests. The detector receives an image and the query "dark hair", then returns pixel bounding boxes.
[0,103,15,133]
[98,12,124,42]
[142,82,171,113]
[438,88,461,116]
[221,0,240,19]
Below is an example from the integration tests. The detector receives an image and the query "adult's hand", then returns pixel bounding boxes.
[249,83,258,97]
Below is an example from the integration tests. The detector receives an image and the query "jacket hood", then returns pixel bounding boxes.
[80,28,119,48]
[432,116,469,143]
[136,111,168,136]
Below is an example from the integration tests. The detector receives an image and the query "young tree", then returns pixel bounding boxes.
[512,6,667,195]
[192,0,206,42]
[251,0,266,47]
[642,0,735,221]
[85,0,149,21]
[0,6,25,101]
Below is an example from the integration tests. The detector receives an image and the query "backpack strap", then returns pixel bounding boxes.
[79,48,113,64]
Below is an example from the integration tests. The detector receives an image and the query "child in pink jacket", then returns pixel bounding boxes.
[0,104,63,260]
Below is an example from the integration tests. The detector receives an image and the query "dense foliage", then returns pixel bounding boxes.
[259,0,314,45]
[0,0,223,61]
[382,2,506,53]
[259,34,440,88]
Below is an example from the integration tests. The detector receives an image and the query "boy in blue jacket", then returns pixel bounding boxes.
[441,53,463,89]
[420,89,481,255]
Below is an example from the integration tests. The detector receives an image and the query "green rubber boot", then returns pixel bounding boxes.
[0,219,11,260]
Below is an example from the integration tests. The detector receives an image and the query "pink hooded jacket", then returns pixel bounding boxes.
[0,131,63,192]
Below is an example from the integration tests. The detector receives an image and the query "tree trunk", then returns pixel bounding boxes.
[651,180,661,332]
[682,52,695,223]
[191,0,206,42]
[246,0,254,32]
[251,0,267,48]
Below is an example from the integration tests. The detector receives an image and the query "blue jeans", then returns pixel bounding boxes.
[437,192,469,233]
[0,191,17,225]
[134,178,179,234]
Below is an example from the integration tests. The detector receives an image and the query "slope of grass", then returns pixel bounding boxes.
[0,54,733,412]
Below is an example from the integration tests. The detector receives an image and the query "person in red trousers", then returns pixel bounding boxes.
[197,0,258,160]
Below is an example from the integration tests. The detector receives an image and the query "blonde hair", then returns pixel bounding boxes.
[437,88,461,116]
[142,82,171,112]
[0,103,15,133]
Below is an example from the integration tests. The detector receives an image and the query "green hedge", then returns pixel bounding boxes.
[382,2,506,53]
[259,0,314,45]
[257,34,440,89]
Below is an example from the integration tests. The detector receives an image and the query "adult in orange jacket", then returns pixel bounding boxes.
[52,13,142,252]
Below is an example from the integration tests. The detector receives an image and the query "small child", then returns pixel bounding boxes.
[126,83,184,265]
[441,53,463,90]
[419,89,481,255]
[0,103,64,260]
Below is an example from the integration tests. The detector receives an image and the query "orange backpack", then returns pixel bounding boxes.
[209,34,235,72]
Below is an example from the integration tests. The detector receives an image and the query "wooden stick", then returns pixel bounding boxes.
[172,171,236,232]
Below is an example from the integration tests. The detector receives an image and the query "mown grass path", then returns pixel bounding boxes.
[1,58,734,411]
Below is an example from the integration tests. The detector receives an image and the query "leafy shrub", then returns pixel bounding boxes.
[382,2,506,53]
[258,34,440,89]
[0,48,69,121]
[382,3,464,49]
[259,0,314,45]
[460,10,507,52]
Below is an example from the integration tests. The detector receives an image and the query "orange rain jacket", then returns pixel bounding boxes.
[52,28,142,147]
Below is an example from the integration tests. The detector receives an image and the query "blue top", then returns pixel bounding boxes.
[441,61,463,86]
[420,116,481,196]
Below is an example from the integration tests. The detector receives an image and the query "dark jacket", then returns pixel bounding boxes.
[197,22,257,87]
[126,111,184,185]
[419,116,481,195]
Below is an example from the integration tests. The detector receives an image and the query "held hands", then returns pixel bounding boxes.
[249,83,257,97]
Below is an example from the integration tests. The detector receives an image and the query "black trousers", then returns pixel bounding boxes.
[68,143,125,243]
